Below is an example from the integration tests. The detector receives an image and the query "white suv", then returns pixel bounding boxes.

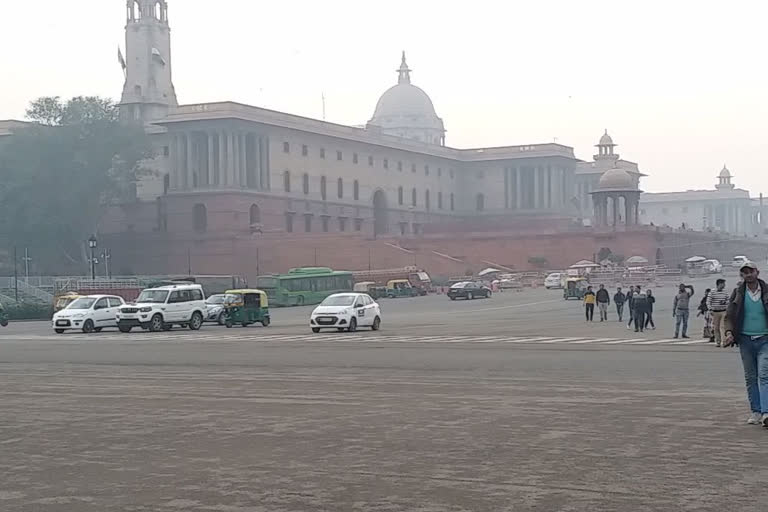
[116,284,207,333]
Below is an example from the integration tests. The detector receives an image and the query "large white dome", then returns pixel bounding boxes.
[367,53,446,145]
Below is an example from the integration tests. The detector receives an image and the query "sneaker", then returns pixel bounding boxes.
[763,414,768,428]
[715,343,721,348]
[682,335,690,339]
[747,412,762,425]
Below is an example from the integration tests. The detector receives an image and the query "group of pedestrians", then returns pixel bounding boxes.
[583,284,655,332]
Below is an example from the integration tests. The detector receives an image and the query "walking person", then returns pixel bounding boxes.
[633,290,649,333]
[583,286,596,322]
[698,289,713,341]
[645,289,656,330]
[596,284,610,321]
[673,283,695,339]
[626,287,636,330]
[723,262,768,427]
[708,279,729,347]
[614,287,626,322]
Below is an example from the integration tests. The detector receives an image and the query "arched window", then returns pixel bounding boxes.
[193,203,207,233]
[302,173,309,195]
[425,190,431,211]
[320,176,327,200]
[411,188,417,207]
[476,193,485,212]
[438,191,443,210]
[134,85,142,97]
[353,180,359,201]
[337,178,343,199]
[283,170,291,192]
[132,1,142,21]
[154,1,162,19]
[249,204,261,226]
[398,186,404,205]
[450,193,455,211]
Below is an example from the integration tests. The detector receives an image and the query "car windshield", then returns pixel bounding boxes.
[321,295,356,307]
[206,294,227,305]
[451,283,468,288]
[136,290,169,303]
[67,298,97,310]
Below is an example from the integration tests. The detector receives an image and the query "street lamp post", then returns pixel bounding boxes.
[23,248,31,282]
[88,235,98,280]
[101,248,111,279]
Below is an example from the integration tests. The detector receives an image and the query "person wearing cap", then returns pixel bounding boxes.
[724,261,768,427]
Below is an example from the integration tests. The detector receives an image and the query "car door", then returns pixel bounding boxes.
[166,291,182,322]
[353,296,368,326]
[364,295,378,325]
[92,298,111,326]
[107,297,124,326]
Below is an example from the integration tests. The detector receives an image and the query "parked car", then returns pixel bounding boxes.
[116,284,207,333]
[447,281,492,300]
[703,259,723,274]
[310,293,381,333]
[544,273,564,289]
[732,256,750,268]
[52,295,125,334]
[204,293,229,324]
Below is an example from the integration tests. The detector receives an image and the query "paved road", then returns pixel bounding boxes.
[2,278,765,511]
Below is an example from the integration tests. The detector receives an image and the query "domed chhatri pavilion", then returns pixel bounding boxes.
[590,168,641,228]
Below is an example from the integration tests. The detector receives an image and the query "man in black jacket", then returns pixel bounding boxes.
[614,287,626,322]
[596,284,610,321]
[724,262,768,427]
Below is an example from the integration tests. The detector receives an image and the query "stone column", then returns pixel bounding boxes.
[227,131,235,187]
[169,134,179,190]
[207,132,215,187]
[546,167,552,209]
[185,133,194,189]
[232,132,240,187]
[515,168,522,210]
[252,135,261,190]
[239,133,247,187]
[533,168,540,209]
[218,131,227,187]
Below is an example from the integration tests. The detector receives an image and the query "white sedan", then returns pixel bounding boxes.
[310,293,381,333]
[52,295,125,334]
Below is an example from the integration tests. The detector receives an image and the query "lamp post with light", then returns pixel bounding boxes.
[88,235,98,280]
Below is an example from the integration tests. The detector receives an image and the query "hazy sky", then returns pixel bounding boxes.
[1,0,766,194]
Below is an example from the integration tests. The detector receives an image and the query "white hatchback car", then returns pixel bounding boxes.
[544,273,563,289]
[116,284,207,333]
[310,293,381,333]
[52,295,125,334]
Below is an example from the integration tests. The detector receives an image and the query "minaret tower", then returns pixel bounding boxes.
[120,0,178,123]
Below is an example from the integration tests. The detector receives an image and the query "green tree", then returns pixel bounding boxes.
[0,96,151,273]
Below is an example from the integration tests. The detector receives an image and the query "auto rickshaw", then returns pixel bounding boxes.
[386,279,418,298]
[222,289,270,327]
[53,292,81,313]
[353,282,387,300]
[563,278,588,300]
[0,302,8,327]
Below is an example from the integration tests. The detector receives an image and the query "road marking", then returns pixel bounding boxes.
[671,339,710,345]
[603,339,643,344]
[569,338,619,344]
[632,339,677,345]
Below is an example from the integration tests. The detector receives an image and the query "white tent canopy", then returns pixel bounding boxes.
[626,255,649,265]
[570,260,600,269]
[478,268,502,276]
[685,256,707,263]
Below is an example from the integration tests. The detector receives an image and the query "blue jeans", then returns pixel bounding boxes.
[674,309,689,337]
[739,335,768,414]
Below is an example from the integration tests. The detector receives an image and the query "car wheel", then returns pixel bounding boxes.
[242,322,250,328]
[348,317,357,333]
[149,314,164,332]
[312,327,321,333]
[372,316,381,331]
[467,292,474,300]
[55,328,65,334]
[485,291,491,299]
[217,312,226,325]
[82,319,95,334]
[118,325,132,333]
[261,317,270,327]
[450,296,456,301]
[225,318,233,328]
[296,296,305,306]
[189,312,203,331]
[337,328,345,332]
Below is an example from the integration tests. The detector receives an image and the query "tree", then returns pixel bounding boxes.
[0,96,151,273]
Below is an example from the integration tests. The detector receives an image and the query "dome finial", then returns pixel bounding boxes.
[397,51,411,84]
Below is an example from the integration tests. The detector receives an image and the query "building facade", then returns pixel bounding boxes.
[639,166,762,236]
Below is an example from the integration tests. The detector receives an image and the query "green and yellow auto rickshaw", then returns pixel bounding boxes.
[386,279,419,298]
[53,292,81,313]
[0,302,8,327]
[222,289,271,328]
[563,278,588,300]
[353,282,387,300]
